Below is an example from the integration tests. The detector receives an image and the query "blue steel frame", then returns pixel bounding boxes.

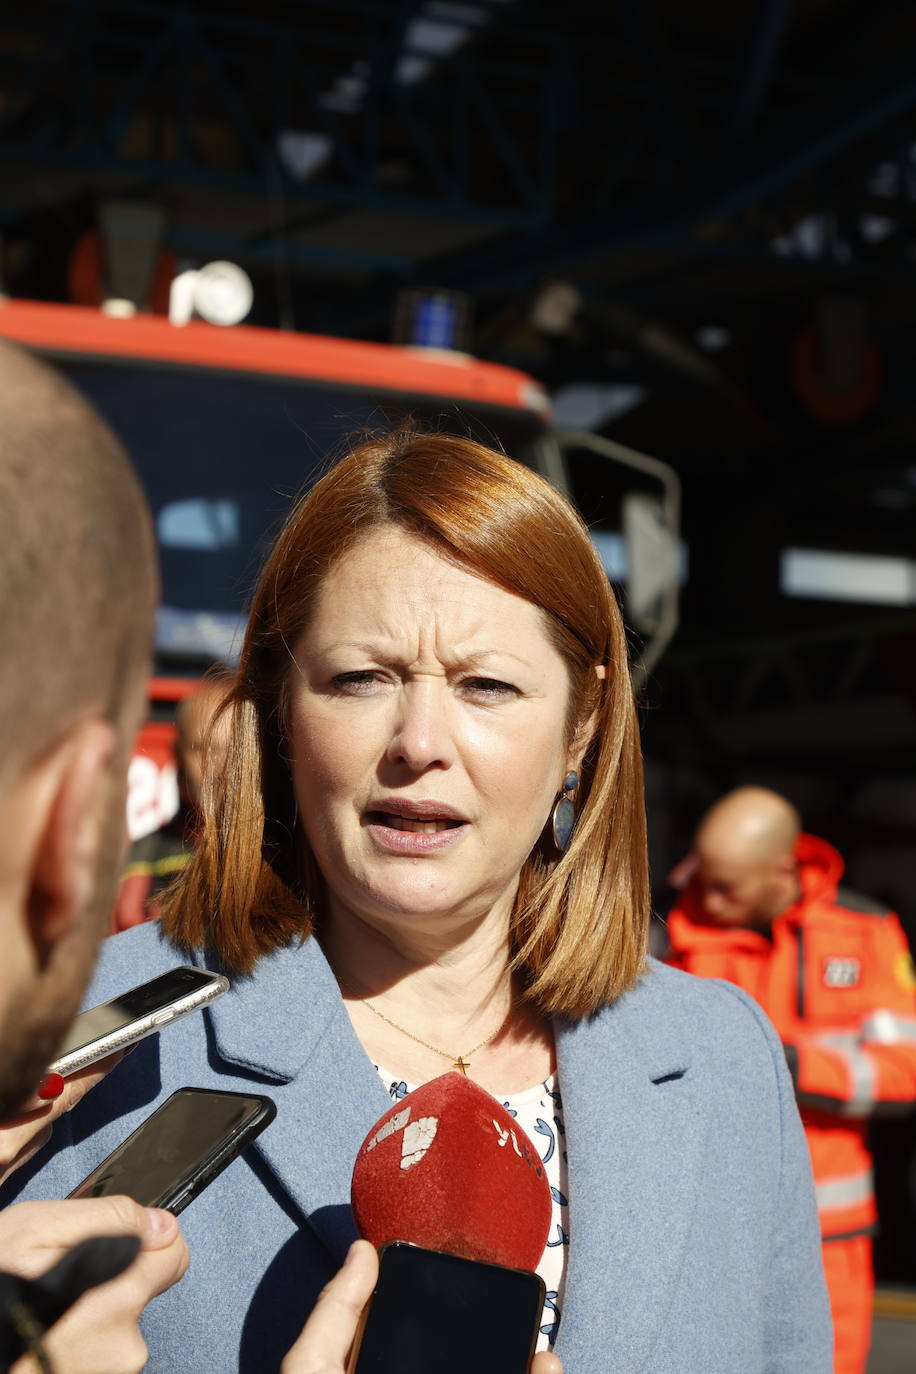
[1,1,915,286]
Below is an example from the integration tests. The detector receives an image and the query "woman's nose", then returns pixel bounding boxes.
[385,681,455,772]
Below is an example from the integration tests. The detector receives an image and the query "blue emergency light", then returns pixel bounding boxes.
[395,289,472,352]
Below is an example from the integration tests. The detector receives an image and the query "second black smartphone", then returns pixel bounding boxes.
[67,1087,276,1215]
[348,1241,546,1374]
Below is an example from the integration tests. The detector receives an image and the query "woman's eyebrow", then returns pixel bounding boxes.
[457,649,535,671]
[330,642,535,671]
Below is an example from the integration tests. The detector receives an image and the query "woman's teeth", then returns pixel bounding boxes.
[383,814,455,833]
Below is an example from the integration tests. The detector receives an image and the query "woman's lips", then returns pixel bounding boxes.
[365,807,468,853]
[367,798,468,822]
[372,812,460,833]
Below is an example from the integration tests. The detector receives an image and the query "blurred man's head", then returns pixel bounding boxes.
[0,340,157,1117]
[175,678,233,808]
[691,786,801,930]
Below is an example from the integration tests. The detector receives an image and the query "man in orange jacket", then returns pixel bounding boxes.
[664,786,916,1374]
[113,676,233,930]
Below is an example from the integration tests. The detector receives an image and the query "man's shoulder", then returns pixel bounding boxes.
[831,885,894,919]
[800,885,897,934]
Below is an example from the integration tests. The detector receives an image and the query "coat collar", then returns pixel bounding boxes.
[206,942,705,1363]
[205,936,392,1260]
[206,935,345,1082]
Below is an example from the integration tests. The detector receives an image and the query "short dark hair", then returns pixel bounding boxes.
[0,340,157,781]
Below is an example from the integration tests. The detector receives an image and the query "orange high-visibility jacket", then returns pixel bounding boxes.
[666,834,916,1240]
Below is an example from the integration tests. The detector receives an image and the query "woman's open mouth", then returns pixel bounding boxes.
[368,812,462,834]
[364,801,469,851]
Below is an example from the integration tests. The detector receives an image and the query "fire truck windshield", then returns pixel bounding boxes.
[58,360,548,669]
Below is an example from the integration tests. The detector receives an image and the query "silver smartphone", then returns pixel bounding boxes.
[49,967,229,1076]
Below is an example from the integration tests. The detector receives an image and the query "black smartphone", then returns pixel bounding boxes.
[348,1242,546,1374]
[67,1087,276,1215]
[50,967,229,1076]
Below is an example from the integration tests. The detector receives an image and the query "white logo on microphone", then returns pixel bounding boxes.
[492,1119,545,1178]
[400,1117,438,1170]
[366,1107,411,1152]
[493,1121,522,1156]
[364,1107,439,1170]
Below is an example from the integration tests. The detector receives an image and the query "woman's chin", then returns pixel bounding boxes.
[332,874,508,936]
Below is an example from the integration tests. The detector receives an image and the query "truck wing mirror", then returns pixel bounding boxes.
[557,429,681,687]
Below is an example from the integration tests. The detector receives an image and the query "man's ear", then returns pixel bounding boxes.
[26,720,117,962]
[566,664,607,776]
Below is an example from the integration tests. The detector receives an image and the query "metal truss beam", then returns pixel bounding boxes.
[0,1,568,228]
[728,0,792,141]
[0,0,877,253]
[651,614,916,768]
[411,45,916,295]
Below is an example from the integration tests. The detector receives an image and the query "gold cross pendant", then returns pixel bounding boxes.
[452,1056,470,1075]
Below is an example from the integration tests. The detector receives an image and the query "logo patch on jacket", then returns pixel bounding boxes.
[894,951,916,992]
[822,957,861,989]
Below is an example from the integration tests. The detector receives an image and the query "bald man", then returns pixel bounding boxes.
[665,786,916,1374]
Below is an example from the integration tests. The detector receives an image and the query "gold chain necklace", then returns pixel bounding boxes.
[341,981,512,1076]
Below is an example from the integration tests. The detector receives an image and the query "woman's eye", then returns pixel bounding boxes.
[330,671,385,695]
[460,677,520,700]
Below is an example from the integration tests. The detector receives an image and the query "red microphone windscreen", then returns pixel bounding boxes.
[351,1072,552,1271]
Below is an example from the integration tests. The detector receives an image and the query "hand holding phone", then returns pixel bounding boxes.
[279,1242,562,1374]
[0,1052,127,1188]
[280,1240,379,1374]
[0,1195,189,1374]
[0,970,229,1189]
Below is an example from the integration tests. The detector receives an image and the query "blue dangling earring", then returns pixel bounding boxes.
[551,771,579,854]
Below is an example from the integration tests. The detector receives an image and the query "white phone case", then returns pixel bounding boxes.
[50,967,229,1076]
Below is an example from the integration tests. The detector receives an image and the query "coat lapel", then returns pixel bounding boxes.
[205,938,392,1264]
[554,965,711,1371]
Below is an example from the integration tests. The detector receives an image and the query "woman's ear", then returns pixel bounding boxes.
[566,664,607,776]
[26,720,117,961]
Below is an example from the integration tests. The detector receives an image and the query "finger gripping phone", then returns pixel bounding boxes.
[67,1087,276,1215]
[348,1242,546,1374]
[50,967,229,1076]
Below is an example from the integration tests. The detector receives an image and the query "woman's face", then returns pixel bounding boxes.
[288,524,582,942]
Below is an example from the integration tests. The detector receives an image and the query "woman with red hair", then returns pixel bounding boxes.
[7,431,831,1373]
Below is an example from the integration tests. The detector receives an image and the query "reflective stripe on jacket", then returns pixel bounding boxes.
[665,833,916,1239]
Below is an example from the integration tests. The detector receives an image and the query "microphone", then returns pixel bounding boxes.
[351,1070,552,1270]
[347,1073,552,1372]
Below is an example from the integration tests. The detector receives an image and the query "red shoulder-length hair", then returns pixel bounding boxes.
[160,430,649,1018]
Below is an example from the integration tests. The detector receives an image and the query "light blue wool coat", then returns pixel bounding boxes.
[3,921,832,1372]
